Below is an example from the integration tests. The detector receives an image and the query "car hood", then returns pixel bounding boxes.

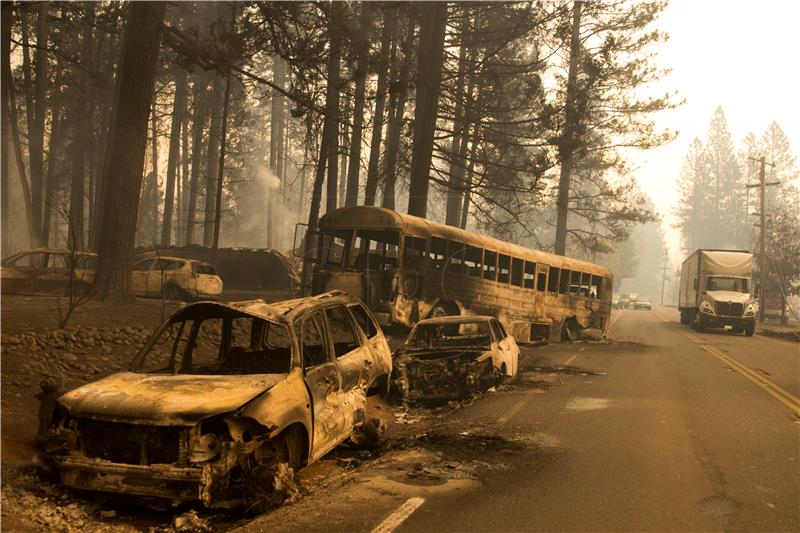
[58,371,287,426]
[706,291,751,304]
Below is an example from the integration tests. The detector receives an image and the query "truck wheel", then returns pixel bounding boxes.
[744,325,754,337]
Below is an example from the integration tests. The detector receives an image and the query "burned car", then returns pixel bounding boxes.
[393,315,519,402]
[38,291,392,507]
[131,256,223,300]
[1,248,96,293]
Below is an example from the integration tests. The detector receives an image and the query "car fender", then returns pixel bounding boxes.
[236,368,313,454]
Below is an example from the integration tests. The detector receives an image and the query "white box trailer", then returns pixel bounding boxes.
[678,249,756,335]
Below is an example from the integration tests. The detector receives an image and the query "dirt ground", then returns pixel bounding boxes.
[0,291,559,532]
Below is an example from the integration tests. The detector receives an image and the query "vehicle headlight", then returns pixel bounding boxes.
[700,300,715,314]
[743,304,755,317]
[189,433,219,463]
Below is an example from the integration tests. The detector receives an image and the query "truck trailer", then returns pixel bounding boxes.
[678,249,756,336]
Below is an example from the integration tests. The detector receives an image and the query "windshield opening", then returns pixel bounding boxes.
[132,306,292,375]
[705,276,748,293]
[407,320,493,350]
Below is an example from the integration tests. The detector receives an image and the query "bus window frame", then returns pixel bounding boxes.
[447,241,466,275]
[559,269,571,294]
[511,257,524,287]
[498,254,511,284]
[523,261,535,289]
[483,250,498,282]
[536,267,548,292]
[464,245,483,279]
[570,271,582,295]
[548,267,560,293]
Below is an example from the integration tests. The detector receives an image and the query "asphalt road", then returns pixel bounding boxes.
[245,307,799,533]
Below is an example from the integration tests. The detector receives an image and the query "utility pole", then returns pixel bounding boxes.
[746,155,778,322]
[660,250,669,305]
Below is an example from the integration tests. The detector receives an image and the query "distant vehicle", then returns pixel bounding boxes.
[678,249,755,335]
[37,291,393,508]
[303,206,613,343]
[611,295,621,309]
[633,297,652,310]
[131,256,223,300]
[393,315,519,402]
[1,248,96,293]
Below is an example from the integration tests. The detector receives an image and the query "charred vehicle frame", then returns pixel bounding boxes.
[38,291,392,507]
[393,315,520,402]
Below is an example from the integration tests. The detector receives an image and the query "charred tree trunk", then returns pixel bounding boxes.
[66,5,95,250]
[407,2,448,218]
[148,102,159,245]
[362,9,393,206]
[554,0,583,256]
[178,107,190,243]
[460,118,481,230]
[381,18,416,211]
[1,4,12,252]
[160,69,188,245]
[324,11,342,216]
[211,69,231,260]
[268,56,287,248]
[338,96,349,209]
[344,5,371,207]
[43,74,64,247]
[93,2,166,301]
[445,14,470,227]
[203,76,222,247]
[185,71,208,245]
[29,2,50,244]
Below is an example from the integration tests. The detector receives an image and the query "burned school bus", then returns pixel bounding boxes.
[306,206,613,342]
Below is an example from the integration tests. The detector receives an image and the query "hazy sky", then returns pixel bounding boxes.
[626,0,800,263]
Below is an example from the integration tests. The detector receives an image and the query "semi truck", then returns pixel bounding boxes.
[678,249,756,336]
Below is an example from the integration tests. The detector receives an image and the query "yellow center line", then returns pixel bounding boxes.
[684,332,800,418]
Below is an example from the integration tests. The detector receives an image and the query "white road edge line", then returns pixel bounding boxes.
[371,497,426,533]
[564,354,577,366]
[498,397,530,424]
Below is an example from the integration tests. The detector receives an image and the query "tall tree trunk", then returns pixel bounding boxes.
[20,10,35,146]
[160,69,188,245]
[407,2,448,218]
[1,3,12,253]
[93,2,166,301]
[363,9,393,206]
[67,5,94,250]
[460,117,481,229]
[178,106,190,243]
[269,56,287,248]
[381,17,416,211]
[211,70,232,260]
[88,30,109,248]
[6,74,37,244]
[149,102,159,245]
[344,5,370,207]
[29,2,50,244]
[203,76,222,247]
[185,71,208,245]
[324,10,342,216]
[445,13,470,226]
[338,96,349,209]
[553,0,583,256]
[43,75,63,247]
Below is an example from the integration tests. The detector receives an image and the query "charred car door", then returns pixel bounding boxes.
[490,318,518,376]
[301,311,348,462]
[324,305,371,391]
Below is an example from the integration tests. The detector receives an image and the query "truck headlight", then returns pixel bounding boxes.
[700,301,715,315]
[743,304,755,317]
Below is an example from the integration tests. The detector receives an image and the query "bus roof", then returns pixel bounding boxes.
[319,206,612,278]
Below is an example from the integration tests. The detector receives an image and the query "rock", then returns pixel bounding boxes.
[62,353,78,364]
[173,510,208,531]
[99,509,116,519]
[6,336,21,345]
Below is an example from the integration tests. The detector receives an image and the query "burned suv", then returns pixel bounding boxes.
[393,315,519,402]
[38,291,391,507]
